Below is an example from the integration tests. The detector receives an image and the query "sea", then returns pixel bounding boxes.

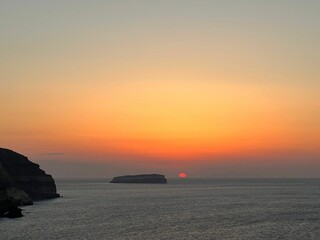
[1,178,320,240]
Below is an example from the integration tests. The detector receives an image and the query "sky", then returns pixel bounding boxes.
[1,1,320,178]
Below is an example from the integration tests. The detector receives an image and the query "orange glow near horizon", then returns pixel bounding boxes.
[1,78,319,162]
[69,80,319,160]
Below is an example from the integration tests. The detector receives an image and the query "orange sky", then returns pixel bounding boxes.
[1,1,320,177]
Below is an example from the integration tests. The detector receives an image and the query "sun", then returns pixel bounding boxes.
[179,172,187,178]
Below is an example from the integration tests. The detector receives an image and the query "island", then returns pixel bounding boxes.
[110,174,167,184]
[0,148,60,218]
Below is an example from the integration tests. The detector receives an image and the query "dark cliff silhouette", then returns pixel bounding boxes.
[0,148,60,218]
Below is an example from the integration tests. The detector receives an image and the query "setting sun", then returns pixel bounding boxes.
[179,173,187,178]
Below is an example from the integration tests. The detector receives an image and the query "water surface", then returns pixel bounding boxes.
[1,178,320,239]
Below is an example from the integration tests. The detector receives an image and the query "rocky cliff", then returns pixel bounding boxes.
[0,148,60,200]
[0,148,60,217]
[0,161,32,206]
[110,174,167,183]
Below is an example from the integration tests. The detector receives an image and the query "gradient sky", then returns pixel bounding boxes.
[1,1,320,178]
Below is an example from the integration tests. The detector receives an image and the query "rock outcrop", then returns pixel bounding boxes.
[0,148,60,200]
[0,148,60,218]
[0,177,28,218]
[0,160,33,206]
[110,174,167,184]
[0,200,23,218]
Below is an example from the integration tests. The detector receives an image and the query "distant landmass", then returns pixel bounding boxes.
[0,148,60,218]
[110,174,167,184]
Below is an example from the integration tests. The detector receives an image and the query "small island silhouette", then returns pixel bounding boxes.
[110,174,167,184]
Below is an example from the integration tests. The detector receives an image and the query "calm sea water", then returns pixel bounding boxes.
[1,178,320,240]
